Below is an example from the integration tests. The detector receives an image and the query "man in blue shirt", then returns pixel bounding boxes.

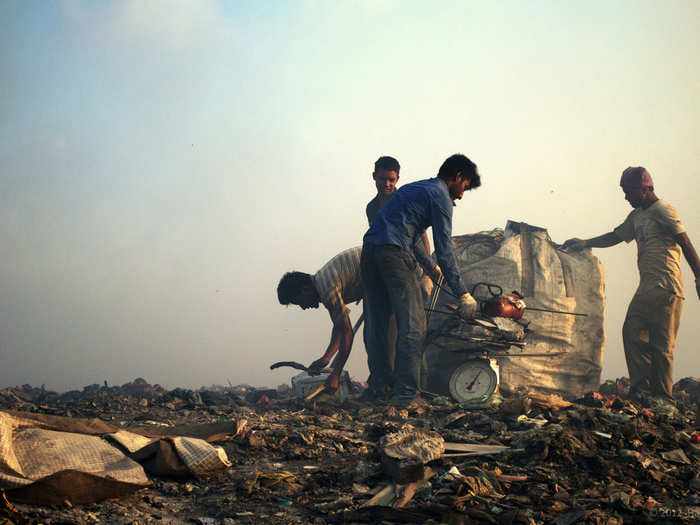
[361,153,481,406]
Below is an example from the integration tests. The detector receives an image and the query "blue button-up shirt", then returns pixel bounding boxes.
[363,177,467,296]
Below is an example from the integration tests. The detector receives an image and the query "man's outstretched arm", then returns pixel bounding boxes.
[675,232,700,299]
[562,232,623,251]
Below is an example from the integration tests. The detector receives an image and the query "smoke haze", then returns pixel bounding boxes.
[1,1,699,392]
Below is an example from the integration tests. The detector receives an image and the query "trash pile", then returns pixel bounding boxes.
[1,377,699,524]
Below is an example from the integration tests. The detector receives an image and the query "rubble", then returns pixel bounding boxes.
[0,377,698,524]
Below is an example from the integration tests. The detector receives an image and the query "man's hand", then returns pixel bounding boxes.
[430,264,442,283]
[458,292,478,319]
[307,357,330,375]
[562,238,588,251]
[420,274,434,301]
[325,371,339,392]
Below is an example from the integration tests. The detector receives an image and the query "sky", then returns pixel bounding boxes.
[1,0,699,393]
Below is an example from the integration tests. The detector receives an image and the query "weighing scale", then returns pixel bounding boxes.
[425,281,576,403]
[447,358,500,402]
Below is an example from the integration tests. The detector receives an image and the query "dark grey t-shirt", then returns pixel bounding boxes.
[366,194,384,226]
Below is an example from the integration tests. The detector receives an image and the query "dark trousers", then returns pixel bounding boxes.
[361,244,426,400]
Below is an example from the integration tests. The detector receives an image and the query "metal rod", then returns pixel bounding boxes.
[432,279,459,299]
[352,313,365,333]
[437,332,525,348]
[489,352,567,357]
[424,308,457,316]
[526,307,587,317]
[426,273,443,325]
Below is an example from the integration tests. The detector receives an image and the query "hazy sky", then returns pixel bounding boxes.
[1,1,699,392]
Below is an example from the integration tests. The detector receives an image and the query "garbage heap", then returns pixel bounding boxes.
[1,377,699,524]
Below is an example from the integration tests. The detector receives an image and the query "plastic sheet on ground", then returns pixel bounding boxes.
[0,411,149,504]
[0,411,231,504]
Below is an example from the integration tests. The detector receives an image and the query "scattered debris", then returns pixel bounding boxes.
[0,376,697,523]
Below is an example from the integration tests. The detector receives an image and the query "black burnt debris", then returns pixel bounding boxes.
[1,377,699,525]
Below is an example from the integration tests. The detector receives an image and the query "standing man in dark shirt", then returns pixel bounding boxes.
[363,157,434,395]
[366,156,433,261]
[362,153,481,406]
[364,157,401,391]
[366,156,401,226]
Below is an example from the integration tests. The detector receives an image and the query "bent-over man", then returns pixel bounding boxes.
[277,247,362,392]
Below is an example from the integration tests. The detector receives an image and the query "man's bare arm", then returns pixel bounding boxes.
[308,321,343,373]
[675,232,700,299]
[325,313,354,390]
[421,231,431,257]
[562,232,623,251]
[587,232,624,248]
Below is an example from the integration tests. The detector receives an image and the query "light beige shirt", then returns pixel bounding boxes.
[614,199,686,296]
[312,247,363,323]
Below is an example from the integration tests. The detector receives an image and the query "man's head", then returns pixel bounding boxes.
[620,166,655,208]
[373,156,400,197]
[437,154,481,200]
[277,272,320,309]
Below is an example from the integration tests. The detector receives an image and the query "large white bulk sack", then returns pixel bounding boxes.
[424,221,604,398]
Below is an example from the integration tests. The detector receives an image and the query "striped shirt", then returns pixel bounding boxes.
[312,247,363,323]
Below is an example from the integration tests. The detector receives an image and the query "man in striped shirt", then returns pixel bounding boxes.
[277,247,362,392]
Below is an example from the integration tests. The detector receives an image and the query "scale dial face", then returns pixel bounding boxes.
[448,359,498,402]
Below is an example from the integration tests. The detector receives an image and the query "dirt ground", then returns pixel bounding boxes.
[1,378,699,524]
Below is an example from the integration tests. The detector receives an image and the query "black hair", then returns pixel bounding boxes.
[277,272,312,305]
[374,156,400,174]
[437,154,480,189]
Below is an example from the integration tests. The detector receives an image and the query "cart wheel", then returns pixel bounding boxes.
[448,359,498,403]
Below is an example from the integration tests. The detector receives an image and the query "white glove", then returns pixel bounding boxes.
[458,293,478,319]
[562,238,587,251]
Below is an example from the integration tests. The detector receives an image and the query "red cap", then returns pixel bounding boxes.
[620,167,653,188]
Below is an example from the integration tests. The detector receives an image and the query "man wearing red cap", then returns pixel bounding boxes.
[563,167,700,413]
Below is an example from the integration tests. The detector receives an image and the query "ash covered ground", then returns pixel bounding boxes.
[1,377,699,525]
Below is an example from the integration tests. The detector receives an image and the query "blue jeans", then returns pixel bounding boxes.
[361,244,426,400]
